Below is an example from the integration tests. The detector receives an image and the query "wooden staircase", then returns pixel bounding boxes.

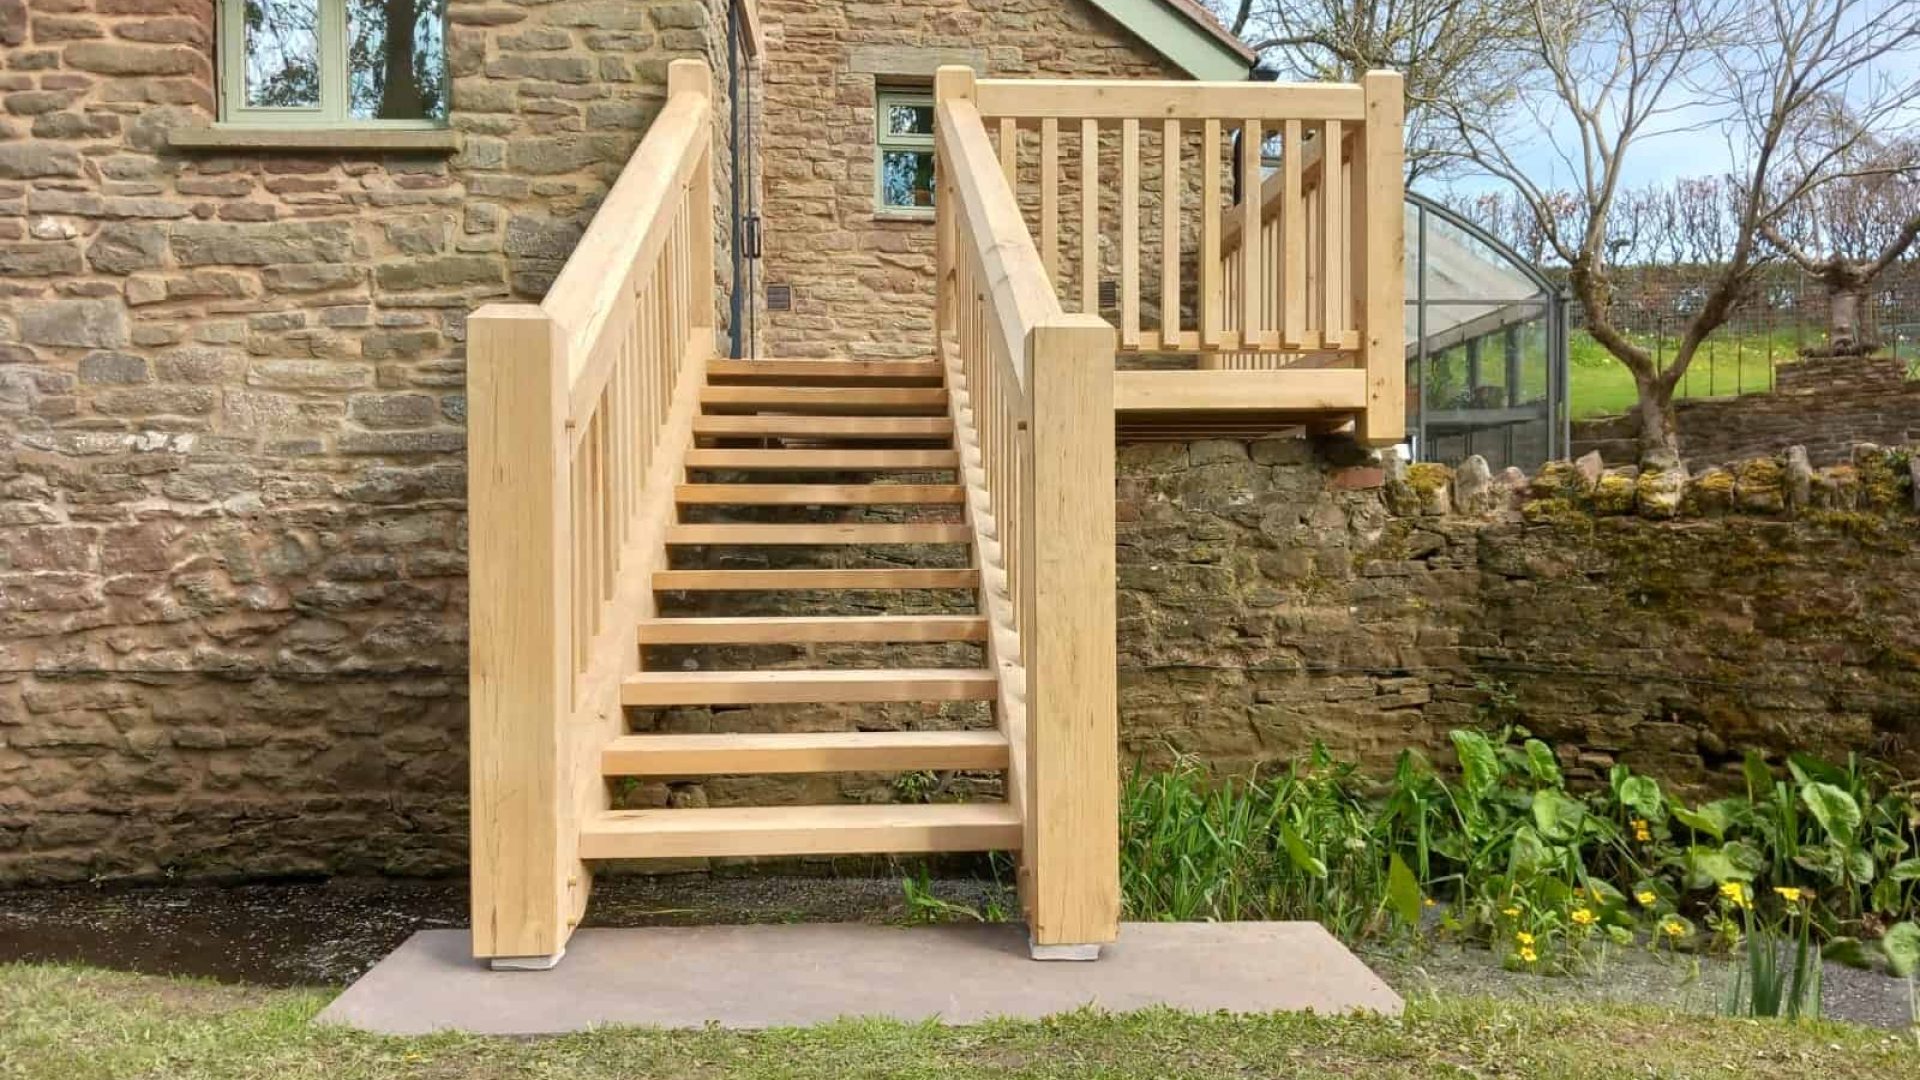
[578,357,1023,862]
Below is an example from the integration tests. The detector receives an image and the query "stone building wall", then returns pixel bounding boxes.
[1572,354,1920,468]
[0,0,741,884]
[1117,440,1920,793]
[755,0,1190,360]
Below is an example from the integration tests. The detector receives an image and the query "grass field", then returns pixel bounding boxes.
[3,963,1916,1080]
[1567,328,1803,419]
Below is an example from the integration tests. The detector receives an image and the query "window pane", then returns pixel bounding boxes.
[881,150,935,209]
[885,101,933,137]
[244,0,321,109]
[348,0,448,121]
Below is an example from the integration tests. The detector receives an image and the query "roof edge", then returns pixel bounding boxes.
[1084,0,1257,81]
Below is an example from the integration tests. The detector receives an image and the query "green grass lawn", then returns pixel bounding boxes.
[3,963,1915,1080]
[1567,329,1804,419]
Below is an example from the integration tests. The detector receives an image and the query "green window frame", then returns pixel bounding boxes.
[875,88,936,216]
[218,0,449,128]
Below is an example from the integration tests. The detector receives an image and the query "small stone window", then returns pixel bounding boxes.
[217,0,448,127]
[876,89,935,216]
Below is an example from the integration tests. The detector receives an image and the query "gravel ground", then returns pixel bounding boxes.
[1,874,1911,1032]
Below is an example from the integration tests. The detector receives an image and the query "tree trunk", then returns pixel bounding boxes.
[379,0,424,120]
[1824,278,1869,356]
[1634,376,1683,466]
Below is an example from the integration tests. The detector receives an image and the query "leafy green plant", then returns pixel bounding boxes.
[899,867,987,924]
[1723,884,1822,1022]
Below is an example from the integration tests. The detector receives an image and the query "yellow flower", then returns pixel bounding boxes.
[1502,906,1522,918]
[1518,946,1538,964]
[1718,881,1749,909]
[1423,897,1437,907]
[1570,907,1596,927]
[1634,890,1658,907]
[1515,931,1536,946]
[1773,886,1805,904]
[1631,818,1652,842]
[1661,918,1686,938]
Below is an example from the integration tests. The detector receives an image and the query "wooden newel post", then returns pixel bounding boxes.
[468,303,579,969]
[671,59,717,341]
[933,66,976,337]
[1022,313,1119,958]
[1353,69,1406,446]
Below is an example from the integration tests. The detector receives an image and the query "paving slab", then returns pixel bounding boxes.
[317,921,1401,1034]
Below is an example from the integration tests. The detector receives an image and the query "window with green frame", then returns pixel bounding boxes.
[876,89,935,214]
[219,0,449,126]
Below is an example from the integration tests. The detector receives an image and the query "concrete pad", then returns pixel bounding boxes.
[317,922,1401,1034]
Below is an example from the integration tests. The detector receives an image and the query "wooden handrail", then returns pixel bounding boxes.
[469,59,717,966]
[936,67,1118,957]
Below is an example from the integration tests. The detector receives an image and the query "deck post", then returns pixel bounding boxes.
[468,303,578,969]
[1022,313,1119,959]
[1352,69,1405,446]
[933,65,976,337]
[672,59,718,342]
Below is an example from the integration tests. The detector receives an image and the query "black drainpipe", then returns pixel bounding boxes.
[726,1,747,359]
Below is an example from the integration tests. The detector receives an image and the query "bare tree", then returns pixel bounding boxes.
[1442,0,1920,462]
[1761,126,1920,356]
[1221,0,1533,179]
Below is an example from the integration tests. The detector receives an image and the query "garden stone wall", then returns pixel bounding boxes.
[0,0,740,885]
[1117,439,1920,792]
[1571,354,1920,468]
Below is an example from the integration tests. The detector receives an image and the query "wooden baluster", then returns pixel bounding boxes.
[1080,118,1098,315]
[1239,119,1263,351]
[1120,117,1139,350]
[999,117,1017,189]
[1281,119,1305,348]
[1040,118,1059,286]
[1354,70,1406,445]
[1321,119,1344,346]
[1307,169,1323,344]
[1199,118,1221,349]
[1160,119,1180,349]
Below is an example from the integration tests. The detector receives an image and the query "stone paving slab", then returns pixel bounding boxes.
[317,921,1401,1034]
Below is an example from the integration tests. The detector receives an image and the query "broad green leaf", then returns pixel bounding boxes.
[1617,775,1665,822]
[1847,847,1876,884]
[1793,844,1846,883]
[1386,853,1423,928]
[1823,936,1871,970]
[1787,753,1850,789]
[1684,845,1751,889]
[1883,923,1920,979]
[1523,739,1562,786]
[1509,825,1551,874]
[1276,820,1328,879]
[1531,789,1585,843]
[1451,730,1500,799]
[1888,858,1920,882]
[1801,782,1862,845]
[1722,839,1767,877]
[1670,800,1730,841]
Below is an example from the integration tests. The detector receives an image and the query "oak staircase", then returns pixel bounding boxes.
[467,58,1403,971]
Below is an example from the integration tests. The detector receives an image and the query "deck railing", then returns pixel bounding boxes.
[468,59,715,966]
[973,70,1405,443]
[934,67,1120,955]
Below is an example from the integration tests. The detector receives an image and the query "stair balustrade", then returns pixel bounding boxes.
[468,59,716,967]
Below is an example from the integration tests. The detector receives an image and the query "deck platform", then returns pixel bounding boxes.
[317,921,1401,1034]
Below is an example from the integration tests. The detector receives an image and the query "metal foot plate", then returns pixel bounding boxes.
[1028,939,1101,961]
[487,949,566,972]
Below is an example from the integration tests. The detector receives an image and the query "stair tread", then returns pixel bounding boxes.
[637,614,988,644]
[622,667,997,706]
[675,483,965,505]
[708,359,943,381]
[652,568,979,591]
[601,729,1009,775]
[693,415,953,439]
[664,522,971,544]
[684,449,959,471]
[579,802,1021,859]
[701,387,948,415]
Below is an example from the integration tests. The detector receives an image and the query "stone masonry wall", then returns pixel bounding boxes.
[0,0,739,884]
[1572,354,1920,468]
[756,0,1191,360]
[1118,440,1920,793]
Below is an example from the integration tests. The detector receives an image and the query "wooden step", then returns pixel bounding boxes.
[579,802,1021,859]
[621,667,997,706]
[601,730,1009,776]
[693,415,953,441]
[684,449,960,471]
[701,386,949,415]
[675,483,965,506]
[637,614,989,644]
[653,568,979,591]
[664,523,971,545]
[706,359,944,386]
